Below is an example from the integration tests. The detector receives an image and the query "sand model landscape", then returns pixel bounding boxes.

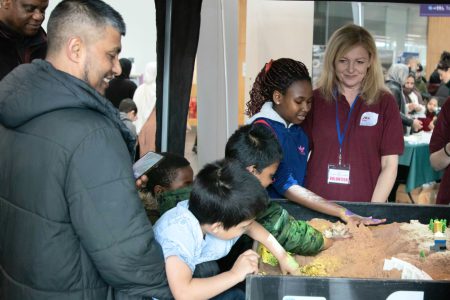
[259,219,450,281]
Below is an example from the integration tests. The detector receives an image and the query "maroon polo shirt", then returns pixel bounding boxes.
[303,89,404,202]
[429,99,450,205]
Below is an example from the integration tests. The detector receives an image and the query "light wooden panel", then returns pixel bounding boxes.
[426,17,450,79]
[238,0,247,125]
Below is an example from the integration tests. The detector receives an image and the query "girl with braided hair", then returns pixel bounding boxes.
[242,58,383,257]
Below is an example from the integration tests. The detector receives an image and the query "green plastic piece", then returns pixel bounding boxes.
[428,219,448,233]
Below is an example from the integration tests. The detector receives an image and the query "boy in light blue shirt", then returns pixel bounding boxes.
[154,159,299,300]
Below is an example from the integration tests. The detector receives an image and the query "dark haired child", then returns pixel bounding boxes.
[244,57,383,225]
[118,98,138,138]
[141,152,193,223]
[226,124,330,255]
[153,159,299,300]
[418,97,439,132]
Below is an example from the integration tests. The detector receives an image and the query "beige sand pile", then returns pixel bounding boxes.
[260,219,450,280]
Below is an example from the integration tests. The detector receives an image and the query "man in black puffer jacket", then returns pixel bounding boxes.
[0,1,172,299]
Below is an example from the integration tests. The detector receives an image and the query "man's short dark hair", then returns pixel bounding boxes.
[119,98,137,114]
[47,0,126,54]
[189,159,268,229]
[225,124,282,172]
[146,152,191,196]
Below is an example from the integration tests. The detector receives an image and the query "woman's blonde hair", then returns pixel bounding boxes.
[318,23,387,105]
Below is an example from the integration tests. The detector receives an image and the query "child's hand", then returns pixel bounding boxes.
[278,253,300,275]
[230,249,259,281]
[340,209,386,226]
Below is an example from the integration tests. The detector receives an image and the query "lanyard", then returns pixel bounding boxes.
[335,94,359,165]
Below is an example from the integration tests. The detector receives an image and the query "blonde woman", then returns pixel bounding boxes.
[303,24,404,203]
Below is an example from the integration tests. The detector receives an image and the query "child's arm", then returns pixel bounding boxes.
[165,250,258,300]
[246,221,299,275]
[285,185,385,225]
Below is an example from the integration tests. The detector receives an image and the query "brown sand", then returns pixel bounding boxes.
[260,219,450,281]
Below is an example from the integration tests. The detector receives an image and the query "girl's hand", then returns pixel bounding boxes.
[340,209,386,226]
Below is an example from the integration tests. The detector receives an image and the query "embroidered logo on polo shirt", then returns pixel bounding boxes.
[298,145,306,155]
[360,112,378,126]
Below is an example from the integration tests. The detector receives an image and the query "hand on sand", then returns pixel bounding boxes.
[340,209,386,226]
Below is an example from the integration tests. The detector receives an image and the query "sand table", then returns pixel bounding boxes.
[259,219,450,281]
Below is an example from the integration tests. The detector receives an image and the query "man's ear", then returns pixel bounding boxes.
[246,165,258,175]
[66,36,84,63]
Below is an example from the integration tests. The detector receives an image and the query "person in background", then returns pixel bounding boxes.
[436,51,450,99]
[386,64,423,134]
[134,61,157,134]
[428,68,449,104]
[428,52,450,106]
[105,57,138,108]
[430,103,450,206]
[403,72,426,116]
[0,0,48,80]
[303,24,404,203]
[119,98,138,139]
[134,61,158,157]
[418,97,438,132]
[143,151,193,222]
[154,159,299,300]
[430,51,450,205]
[0,1,172,299]
[415,63,428,95]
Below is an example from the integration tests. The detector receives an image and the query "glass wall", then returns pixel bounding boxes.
[312,2,428,84]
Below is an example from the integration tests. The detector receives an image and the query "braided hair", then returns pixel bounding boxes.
[246,58,311,117]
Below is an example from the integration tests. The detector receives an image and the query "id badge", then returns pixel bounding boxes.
[327,164,350,185]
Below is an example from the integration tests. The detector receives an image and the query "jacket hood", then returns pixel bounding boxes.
[0,59,136,153]
[118,58,132,79]
[247,101,293,128]
[143,61,157,85]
